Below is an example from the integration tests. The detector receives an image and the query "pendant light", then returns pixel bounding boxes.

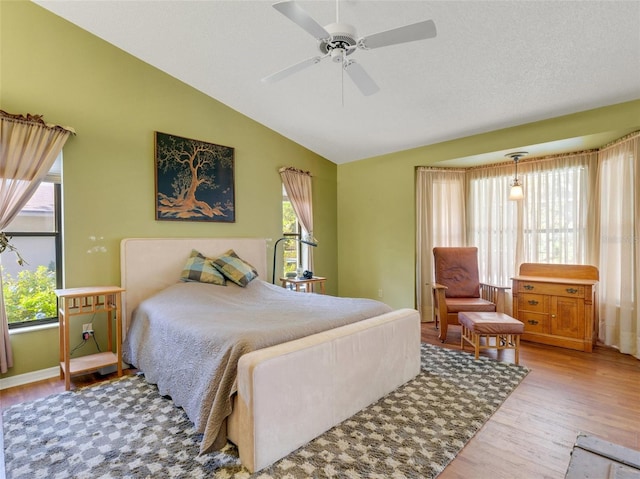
[506,151,527,200]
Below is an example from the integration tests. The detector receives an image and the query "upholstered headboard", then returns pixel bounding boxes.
[120,237,268,335]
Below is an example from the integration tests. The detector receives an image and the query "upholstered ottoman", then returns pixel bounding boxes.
[458,312,524,365]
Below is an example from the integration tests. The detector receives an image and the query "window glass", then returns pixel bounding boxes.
[5,182,56,232]
[521,166,588,264]
[282,187,301,276]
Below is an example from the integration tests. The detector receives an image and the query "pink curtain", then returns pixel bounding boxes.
[0,110,74,373]
[279,167,314,272]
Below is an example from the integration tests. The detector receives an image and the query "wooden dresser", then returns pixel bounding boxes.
[512,263,599,352]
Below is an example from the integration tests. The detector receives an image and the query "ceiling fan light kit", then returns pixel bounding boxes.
[263,0,437,96]
[320,23,358,56]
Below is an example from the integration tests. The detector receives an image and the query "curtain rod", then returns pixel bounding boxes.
[597,130,640,152]
[419,149,599,172]
[279,166,312,176]
[0,110,75,134]
[466,149,598,171]
[416,166,466,173]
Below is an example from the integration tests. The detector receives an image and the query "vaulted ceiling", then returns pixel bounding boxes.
[34,1,640,164]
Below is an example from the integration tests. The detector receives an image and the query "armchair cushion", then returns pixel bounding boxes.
[444,297,496,313]
[433,247,481,298]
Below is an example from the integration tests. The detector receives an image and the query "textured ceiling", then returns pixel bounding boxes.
[34,0,640,164]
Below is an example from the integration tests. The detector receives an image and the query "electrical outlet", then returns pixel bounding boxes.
[378,289,383,298]
[82,323,94,341]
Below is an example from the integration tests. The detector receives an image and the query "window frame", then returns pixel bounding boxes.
[4,181,62,330]
[282,187,303,274]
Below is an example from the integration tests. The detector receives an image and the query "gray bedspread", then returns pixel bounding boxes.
[122,279,392,454]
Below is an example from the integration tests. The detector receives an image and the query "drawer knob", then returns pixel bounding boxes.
[524,285,534,290]
[566,288,578,294]
[527,319,539,325]
[528,300,539,306]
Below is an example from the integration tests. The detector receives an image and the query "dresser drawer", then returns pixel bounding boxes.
[518,282,585,298]
[518,294,547,313]
[519,311,550,333]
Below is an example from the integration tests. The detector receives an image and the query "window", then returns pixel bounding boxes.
[467,171,518,286]
[282,186,302,276]
[467,159,591,285]
[2,180,62,329]
[520,164,589,265]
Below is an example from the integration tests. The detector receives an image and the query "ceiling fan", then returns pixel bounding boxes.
[261,0,437,96]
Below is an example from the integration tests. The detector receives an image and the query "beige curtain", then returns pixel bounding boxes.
[416,168,466,321]
[0,110,74,373]
[418,152,597,321]
[465,152,596,286]
[596,132,640,358]
[279,167,314,272]
[517,152,597,266]
[465,162,517,285]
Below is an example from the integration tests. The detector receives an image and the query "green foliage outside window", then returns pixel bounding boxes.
[2,265,57,323]
[282,200,300,274]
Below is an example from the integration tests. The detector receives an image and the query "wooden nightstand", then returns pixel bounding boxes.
[280,276,326,294]
[55,286,124,390]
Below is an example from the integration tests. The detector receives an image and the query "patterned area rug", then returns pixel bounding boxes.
[3,344,528,479]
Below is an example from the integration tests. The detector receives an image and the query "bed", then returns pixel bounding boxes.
[120,237,421,472]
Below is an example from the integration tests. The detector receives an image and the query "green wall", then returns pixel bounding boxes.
[0,0,337,378]
[336,100,640,310]
[2,0,639,380]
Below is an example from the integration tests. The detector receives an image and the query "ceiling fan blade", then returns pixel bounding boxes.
[344,61,379,96]
[359,19,437,50]
[272,1,330,41]
[261,55,326,84]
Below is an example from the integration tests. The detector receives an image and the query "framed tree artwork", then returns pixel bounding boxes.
[154,132,235,222]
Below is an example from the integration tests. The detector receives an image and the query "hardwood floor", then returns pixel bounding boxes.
[1,323,639,478]
[422,324,640,479]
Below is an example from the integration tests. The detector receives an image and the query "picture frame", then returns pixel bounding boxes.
[154,131,235,222]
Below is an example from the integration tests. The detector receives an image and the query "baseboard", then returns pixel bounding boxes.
[0,366,59,390]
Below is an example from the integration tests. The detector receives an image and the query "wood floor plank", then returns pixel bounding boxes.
[422,323,640,478]
[1,322,639,478]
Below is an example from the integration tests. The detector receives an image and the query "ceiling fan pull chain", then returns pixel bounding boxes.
[341,57,345,107]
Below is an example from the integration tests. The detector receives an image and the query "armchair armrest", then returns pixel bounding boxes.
[479,283,510,313]
[429,283,448,327]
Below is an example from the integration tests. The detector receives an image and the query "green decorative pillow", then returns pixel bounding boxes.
[180,249,226,285]
[211,249,258,287]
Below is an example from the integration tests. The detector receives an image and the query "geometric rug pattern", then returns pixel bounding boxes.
[3,343,528,478]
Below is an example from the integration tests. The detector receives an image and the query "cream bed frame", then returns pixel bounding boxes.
[120,237,421,472]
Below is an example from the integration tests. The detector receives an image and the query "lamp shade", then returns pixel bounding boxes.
[509,183,524,201]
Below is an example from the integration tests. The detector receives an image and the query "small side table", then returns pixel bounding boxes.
[55,286,124,390]
[280,276,326,294]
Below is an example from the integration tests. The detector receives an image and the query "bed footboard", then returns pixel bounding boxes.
[229,308,421,473]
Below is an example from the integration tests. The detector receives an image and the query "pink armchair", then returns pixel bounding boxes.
[431,247,509,342]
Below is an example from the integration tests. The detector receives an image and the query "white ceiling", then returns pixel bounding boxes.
[34,0,640,165]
